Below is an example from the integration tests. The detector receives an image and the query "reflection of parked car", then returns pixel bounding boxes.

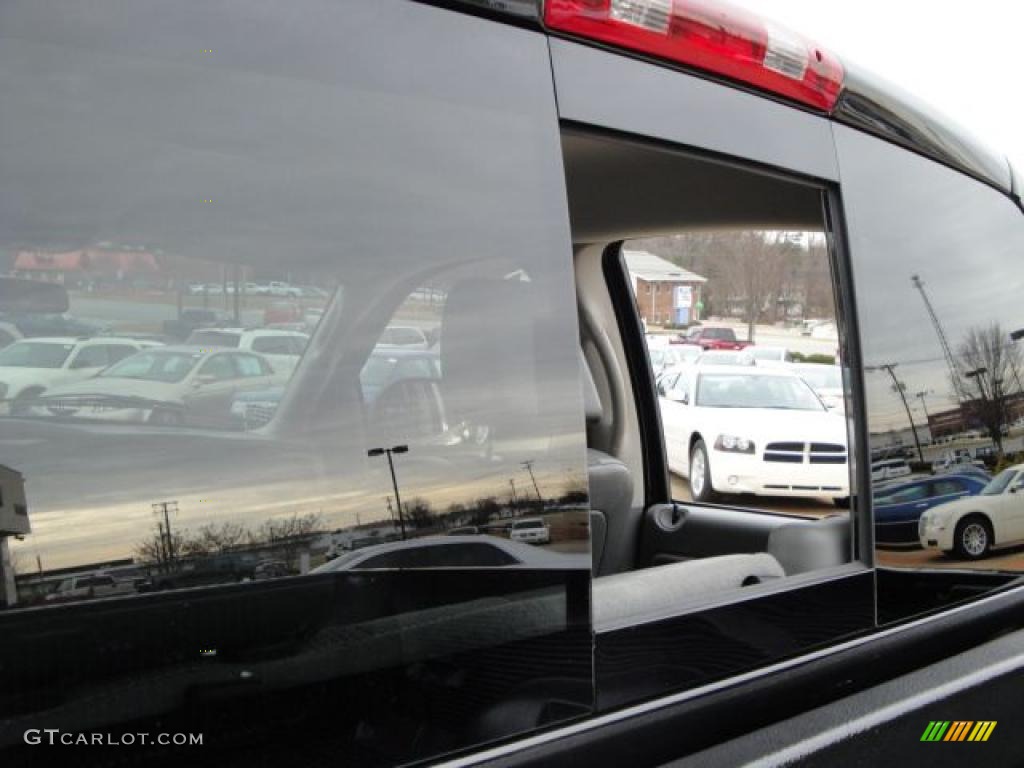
[378,325,429,349]
[920,465,1024,559]
[871,458,912,482]
[253,560,291,580]
[0,336,161,414]
[185,328,309,377]
[660,366,848,502]
[230,347,440,429]
[0,321,21,350]
[32,346,278,427]
[45,573,136,602]
[162,309,231,341]
[509,517,551,545]
[263,301,303,326]
[874,473,988,546]
[0,311,108,338]
[313,535,583,572]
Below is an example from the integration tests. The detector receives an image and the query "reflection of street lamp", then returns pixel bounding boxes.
[1009,330,1024,399]
[368,445,408,540]
[866,363,923,464]
[151,501,178,568]
[965,366,989,400]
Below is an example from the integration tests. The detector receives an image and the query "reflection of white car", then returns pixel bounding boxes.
[0,336,160,414]
[871,458,912,482]
[509,517,551,545]
[920,465,1024,559]
[313,535,582,571]
[378,325,430,349]
[185,328,308,377]
[659,365,849,502]
[32,346,278,427]
[45,573,136,602]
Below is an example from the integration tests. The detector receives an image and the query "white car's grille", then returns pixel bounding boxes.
[763,442,847,465]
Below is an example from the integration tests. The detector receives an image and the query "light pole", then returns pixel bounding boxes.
[152,501,178,567]
[520,460,543,502]
[1009,329,1024,406]
[867,363,923,464]
[965,366,990,401]
[368,445,408,540]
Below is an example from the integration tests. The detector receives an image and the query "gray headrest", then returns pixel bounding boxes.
[580,348,603,424]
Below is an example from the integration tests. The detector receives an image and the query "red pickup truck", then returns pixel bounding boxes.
[673,326,753,351]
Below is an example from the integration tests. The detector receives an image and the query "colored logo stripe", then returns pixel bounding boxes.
[969,722,997,742]
[922,720,996,742]
[944,721,970,741]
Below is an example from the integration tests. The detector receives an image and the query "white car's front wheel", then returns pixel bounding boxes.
[953,516,992,560]
[689,439,718,503]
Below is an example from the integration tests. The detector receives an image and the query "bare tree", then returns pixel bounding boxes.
[404,497,436,530]
[179,522,249,557]
[135,524,185,569]
[956,323,1021,456]
[255,512,323,569]
[716,232,792,342]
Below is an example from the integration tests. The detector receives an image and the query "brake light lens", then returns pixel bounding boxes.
[544,0,844,111]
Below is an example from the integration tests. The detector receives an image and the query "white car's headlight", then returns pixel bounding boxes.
[714,435,755,454]
[923,508,953,530]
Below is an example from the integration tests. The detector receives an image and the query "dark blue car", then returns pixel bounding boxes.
[874,473,989,546]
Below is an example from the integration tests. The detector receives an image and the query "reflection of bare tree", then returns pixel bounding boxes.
[135,513,322,571]
[956,323,1021,456]
[135,524,185,570]
[404,498,435,530]
[180,522,248,557]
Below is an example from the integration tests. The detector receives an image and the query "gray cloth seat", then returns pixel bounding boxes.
[579,349,636,576]
[593,553,786,632]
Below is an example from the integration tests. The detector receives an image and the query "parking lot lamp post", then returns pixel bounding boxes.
[1009,330,1024,401]
[368,446,408,540]
[867,363,924,464]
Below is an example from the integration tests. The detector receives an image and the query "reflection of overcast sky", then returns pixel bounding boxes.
[836,126,1024,431]
[0,3,590,570]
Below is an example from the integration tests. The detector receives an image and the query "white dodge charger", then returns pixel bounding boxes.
[658,365,849,503]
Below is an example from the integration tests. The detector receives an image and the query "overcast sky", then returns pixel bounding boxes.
[728,0,1024,174]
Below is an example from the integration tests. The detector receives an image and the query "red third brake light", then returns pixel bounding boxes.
[544,0,844,111]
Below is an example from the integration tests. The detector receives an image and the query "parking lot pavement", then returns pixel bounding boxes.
[670,473,837,518]
[876,545,1024,572]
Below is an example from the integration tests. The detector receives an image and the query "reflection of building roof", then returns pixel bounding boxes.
[623,250,706,284]
[15,249,159,273]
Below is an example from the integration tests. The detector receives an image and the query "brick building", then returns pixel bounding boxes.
[624,250,706,327]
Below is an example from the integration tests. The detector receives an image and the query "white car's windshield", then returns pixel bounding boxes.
[794,365,842,390]
[101,351,203,383]
[0,341,74,369]
[982,469,1018,496]
[696,373,824,410]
